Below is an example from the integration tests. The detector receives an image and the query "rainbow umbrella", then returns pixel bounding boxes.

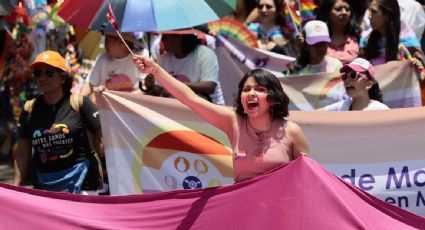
[59,0,237,32]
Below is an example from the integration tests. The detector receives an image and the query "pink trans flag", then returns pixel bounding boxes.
[0,157,423,229]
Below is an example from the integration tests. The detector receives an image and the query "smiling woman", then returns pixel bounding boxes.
[133,56,310,182]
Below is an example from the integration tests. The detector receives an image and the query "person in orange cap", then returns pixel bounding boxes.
[13,50,103,194]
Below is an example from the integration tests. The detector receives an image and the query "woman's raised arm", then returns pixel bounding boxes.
[133,56,237,135]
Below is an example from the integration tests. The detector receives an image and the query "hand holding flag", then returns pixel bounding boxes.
[106,3,135,56]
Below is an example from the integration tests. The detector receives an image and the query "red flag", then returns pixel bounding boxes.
[106,3,119,31]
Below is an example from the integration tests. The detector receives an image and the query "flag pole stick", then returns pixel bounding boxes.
[297,0,302,33]
[111,28,135,56]
[285,0,300,34]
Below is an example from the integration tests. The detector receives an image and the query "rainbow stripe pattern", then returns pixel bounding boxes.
[300,0,317,22]
[208,18,258,48]
[284,3,301,31]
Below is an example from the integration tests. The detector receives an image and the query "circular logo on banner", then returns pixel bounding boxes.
[137,130,234,193]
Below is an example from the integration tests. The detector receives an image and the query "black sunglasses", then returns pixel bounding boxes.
[257,4,273,9]
[33,69,58,79]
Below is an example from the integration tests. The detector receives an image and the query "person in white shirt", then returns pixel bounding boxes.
[322,58,389,111]
[142,29,225,105]
[80,32,148,96]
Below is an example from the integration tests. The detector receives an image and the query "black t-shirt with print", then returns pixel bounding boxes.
[18,93,100,173]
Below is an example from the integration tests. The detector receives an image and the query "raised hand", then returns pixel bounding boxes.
[132,55,158,75]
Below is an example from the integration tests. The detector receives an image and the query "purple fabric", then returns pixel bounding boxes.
[0,156,423,229]
[306,36,331,45]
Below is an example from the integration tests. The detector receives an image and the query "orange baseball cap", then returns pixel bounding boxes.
[30,50,67,72]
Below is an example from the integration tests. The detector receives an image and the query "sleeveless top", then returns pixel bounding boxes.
[232,116,292,182]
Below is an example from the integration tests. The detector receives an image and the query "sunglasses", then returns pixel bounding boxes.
[334,6,351,12]
[341,72,366,81]
[33,69,59,79]
[257,4,273,9]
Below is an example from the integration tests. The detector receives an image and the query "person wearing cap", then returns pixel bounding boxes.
[80,32,148,96]
[289,20,343,75]
[143,29,225,105]
[13,50,103,194]
[321,58,389,111]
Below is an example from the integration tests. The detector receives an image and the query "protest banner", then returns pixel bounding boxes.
[216,37,422,109]
[97,92,425,217]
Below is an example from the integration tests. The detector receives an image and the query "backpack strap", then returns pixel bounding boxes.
[23,98,36,114]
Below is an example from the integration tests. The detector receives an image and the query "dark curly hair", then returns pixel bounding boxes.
[234,69,290,118]
[363,0,400,62]
[315,0,362,41]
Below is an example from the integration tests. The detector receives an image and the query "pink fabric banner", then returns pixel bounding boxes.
[0,156,423,229]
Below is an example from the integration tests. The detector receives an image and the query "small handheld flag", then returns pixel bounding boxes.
[299,0,317,22]
[283,1,301,34]
[106,3,119,31]
[106,3,135,56]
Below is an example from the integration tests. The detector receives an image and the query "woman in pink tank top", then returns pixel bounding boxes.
[134,57,310,182]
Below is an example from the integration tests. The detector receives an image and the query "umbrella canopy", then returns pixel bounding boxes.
[0,0,13,16]
[58,0,237,32]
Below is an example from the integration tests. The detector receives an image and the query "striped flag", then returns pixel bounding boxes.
[106,3,119,31]
[283,2,301,32]
[300,0,317,22]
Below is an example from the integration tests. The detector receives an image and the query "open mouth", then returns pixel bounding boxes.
[247,101,259,110]
[345,84,355,91]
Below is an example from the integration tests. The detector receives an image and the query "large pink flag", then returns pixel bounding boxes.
[0,156,423,229]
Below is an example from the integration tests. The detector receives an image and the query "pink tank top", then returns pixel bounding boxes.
[232,116,292,182]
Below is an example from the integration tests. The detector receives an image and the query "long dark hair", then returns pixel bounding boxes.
[364,0,400,62]
[234,69,290,118]
[315,0,361,41]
